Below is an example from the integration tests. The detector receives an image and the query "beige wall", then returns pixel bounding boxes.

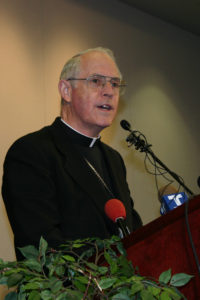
[0,0,200,295]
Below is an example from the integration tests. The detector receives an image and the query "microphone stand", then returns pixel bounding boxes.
[121,120,200,275]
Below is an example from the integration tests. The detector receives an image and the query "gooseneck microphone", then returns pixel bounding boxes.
[104,199,130,238]
[120,120,151,152]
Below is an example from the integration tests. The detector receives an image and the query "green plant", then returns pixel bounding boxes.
[0,236,193,299]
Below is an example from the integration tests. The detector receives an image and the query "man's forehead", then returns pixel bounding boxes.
[79,51,120,77]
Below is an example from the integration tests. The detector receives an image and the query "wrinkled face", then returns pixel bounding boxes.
[61,51,120,137]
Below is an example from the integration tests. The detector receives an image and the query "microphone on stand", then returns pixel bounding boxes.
[120,120,151,151]
[104,199,130,238]
[120,119,194,196]
[120,119,199,274]
[120,120,131,132]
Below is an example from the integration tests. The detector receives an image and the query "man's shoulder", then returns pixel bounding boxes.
[6,118,60,155]
[10,124,51,149]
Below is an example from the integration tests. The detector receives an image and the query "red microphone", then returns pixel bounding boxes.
[104,199,130,238]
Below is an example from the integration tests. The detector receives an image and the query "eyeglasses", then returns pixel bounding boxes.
[67,74,127,95]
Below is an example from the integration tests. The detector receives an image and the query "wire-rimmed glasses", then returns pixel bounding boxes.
[67,74,127,95]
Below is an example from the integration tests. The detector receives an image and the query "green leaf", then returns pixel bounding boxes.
[18,245,39,259]
[86,262,98,271]
[56,292,74,300]
[65,288,84,300]
[147,285,160,296]
[4,269,20,277]
[104,251,113,265]
[0,276,7,285]
[116,242,127,256]
[79,247,94,260]
[75,276,89,284]
[51,279,63,294]
[110,235,121,243]
[28,290,41,300]
[5,292,18,300]
[40,290,52,300]
[17,289,27,300]
[74,279,86,292]
[22,282,41,290]
[38,280,50,290]
[7,273,23,288]
[46,262,56,277]
[131,281,143,294]
[54,265,65,276]
[160,291,171,300]
[140,289,155,300]
[112,293,131,300]
[39,237,48,263]
[117,256,133,277]
[62,255,75,262]
[72,243,85,248]
[129,275,144,282]
[98,266,108,275]
[170,273,194,287]
[162,287,182,300]
[110,260,118,274]
[23,258,42,272]
[55,293,68,300]
[99,277,117,289]
[159,269,171,284]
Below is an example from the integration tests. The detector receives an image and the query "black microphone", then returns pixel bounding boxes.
[120,119,149,151]
[104,199,130,238]
[120,120,131,132]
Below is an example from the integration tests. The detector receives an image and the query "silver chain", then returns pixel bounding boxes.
[84,157,115,198]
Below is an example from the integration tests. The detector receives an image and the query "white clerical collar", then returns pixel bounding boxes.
[61,118,100,148]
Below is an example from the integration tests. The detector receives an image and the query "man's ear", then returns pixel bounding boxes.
[58,80,72,103]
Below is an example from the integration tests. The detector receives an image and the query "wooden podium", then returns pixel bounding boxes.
[123,195,200,299]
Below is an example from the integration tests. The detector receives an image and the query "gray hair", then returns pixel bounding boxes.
[59,47,122,82]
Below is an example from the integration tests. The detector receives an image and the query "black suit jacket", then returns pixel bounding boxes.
[2,118,142,258]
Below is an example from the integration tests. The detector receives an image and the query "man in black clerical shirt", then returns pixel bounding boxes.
[2,47,142,260]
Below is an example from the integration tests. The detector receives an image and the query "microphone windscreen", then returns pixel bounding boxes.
[120,120,131,131]
[104,199,126,223]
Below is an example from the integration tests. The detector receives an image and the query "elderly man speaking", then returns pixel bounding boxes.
[2,47,142,260]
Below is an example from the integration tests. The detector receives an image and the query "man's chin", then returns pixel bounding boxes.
[90,117,115,135]
[98,120,113,130]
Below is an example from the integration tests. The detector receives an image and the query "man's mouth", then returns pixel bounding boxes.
[97,104,112,111]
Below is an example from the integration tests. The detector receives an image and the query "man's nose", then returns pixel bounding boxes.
[102,80,114,96]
